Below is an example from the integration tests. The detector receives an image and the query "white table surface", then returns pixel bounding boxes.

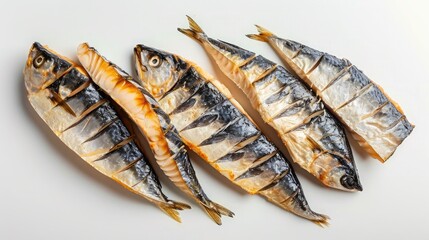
[1,0,428,239]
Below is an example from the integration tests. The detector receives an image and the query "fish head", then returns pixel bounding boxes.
[328,165,362,192]
[24,42,72,94]
[134,44,188,99]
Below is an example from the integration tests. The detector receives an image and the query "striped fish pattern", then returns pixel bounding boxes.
[24,42,190,222]
[178,17,362,192]
[247,27,414,162]
[134,44,329,225]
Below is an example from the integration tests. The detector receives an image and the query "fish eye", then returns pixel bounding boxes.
[33,55,45,68]
[149,55,161,68]
[340,175,355,189]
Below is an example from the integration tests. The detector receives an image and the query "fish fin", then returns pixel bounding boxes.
[202,205,222,225]
[310,212,330,228]
[167,199,192,210]
[158,200,191,223]
[186,15,204,33]
[201,201,235,225]
[211,202,235,218]
[246,25,275,42]
[178,15,207,42]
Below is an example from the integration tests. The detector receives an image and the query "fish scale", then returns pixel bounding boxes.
[178,17,361,192]
[24,42,190,223]
[249,27,414,162]
[134,44,329,226]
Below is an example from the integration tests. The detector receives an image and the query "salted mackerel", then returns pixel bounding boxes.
[247,26,414,162]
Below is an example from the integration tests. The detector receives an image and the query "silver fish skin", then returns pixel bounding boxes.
[24,42,190,222]
[247,27,414,162]
[134,44,329,226]
[77,43,233,225]
[178,17,362,192]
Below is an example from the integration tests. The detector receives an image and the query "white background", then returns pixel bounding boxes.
[1,0,428,239]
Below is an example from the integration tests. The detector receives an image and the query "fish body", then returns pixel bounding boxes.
[134,44,329,225]
[24,42,190,222]
[178,17,361,192]
[247,27,414,162]
[78,43,233,225]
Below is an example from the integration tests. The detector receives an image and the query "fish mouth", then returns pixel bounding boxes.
[134,46,147,72]
[340,174,363,192]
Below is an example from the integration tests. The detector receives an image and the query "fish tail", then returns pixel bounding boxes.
[309,212,330,228]
[246,25,275,42]
[291,202,330,227]
[158,200,191,223]
[178,15,208,42]
[201,201,235,225]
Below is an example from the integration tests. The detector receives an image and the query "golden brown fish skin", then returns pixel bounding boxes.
[247,27,414,162]
[77,43,233,225]
[24,42,190,222]
[134,44,329,226]
[178,17,362,192]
